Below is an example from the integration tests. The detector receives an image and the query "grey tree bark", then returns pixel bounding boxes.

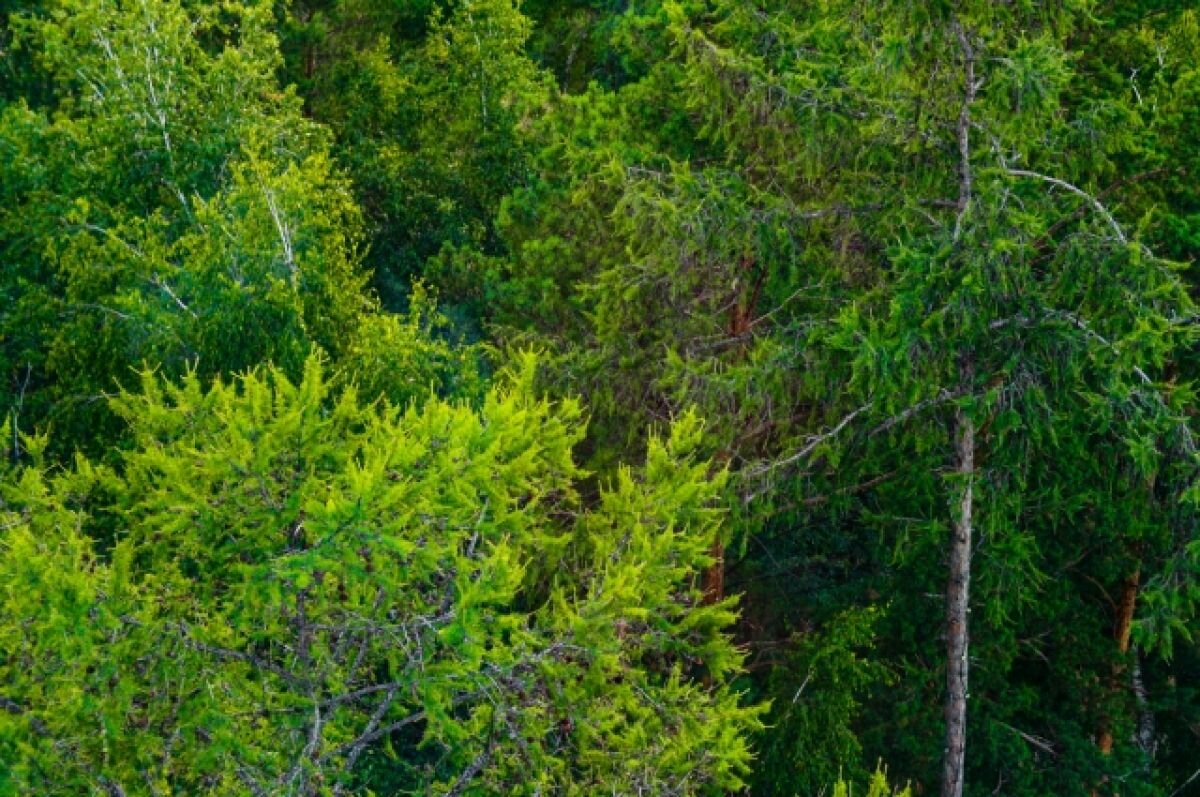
[943,365,975,797]
[943,19,978,797]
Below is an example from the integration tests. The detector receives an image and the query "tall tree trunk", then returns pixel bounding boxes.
[701,537,725,604]
[1098,570,1140,755]
[943,360,975,797]
[702,259,763,606]
[943,19,977,797]
[1132,655,1155,757]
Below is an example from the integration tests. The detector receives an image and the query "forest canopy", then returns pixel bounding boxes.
[1,0,1199,795]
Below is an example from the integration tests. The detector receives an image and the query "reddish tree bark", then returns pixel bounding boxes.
[1098,569,1141,756]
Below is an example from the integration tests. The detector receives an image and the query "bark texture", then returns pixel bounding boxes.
[942,388,975,797]
[1098,570,1142,756]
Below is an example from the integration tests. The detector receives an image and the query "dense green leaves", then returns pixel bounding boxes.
[3,0,1200,793]
[0,357,761,795]
[0,0,378,455]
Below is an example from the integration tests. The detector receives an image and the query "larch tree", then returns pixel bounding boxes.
[443,0,1200,792]
[0,356,763,795]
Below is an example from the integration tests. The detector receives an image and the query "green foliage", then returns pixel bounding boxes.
[833,765,911,797]
[0,355,762,795]
[0,0,376,455]
[4,0,1200,793]
[437,0,1200,792]
[755,608,893,796]
[277,0,550,312]
[340,283,486,409]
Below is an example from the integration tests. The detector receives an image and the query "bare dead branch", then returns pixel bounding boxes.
[1006,168,1126,244]
[742,402,872,484]
[998,722,1058,757]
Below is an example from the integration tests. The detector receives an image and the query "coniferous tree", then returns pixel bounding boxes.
[2,0,1199,793]
[0,357,762,795]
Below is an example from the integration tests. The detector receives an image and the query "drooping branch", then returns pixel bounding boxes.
[741,384,978,505]
[998,722,1058,758]
[869,388,968,437]
[1006,168,1127,244]
[741,401,871,486]
[1035,168,1180,248]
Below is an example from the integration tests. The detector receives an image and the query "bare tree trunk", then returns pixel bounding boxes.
[1099,570,1140,756]
[1132,655,1155,757]
[702,258,763,607]
[1096,570,1155,768]
[1092,569,1156,796]
[943,360,975,797]
[943,19,977,797]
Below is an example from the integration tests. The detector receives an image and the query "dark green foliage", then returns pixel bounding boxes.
[275,0,549,313]
[3,0,1200,793]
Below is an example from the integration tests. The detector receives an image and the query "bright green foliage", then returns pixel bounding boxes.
[833,766,911,797]
[339,283,486,410]
[0,355,762,795]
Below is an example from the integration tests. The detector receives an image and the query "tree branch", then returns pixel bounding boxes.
[1006,168,1126,244]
